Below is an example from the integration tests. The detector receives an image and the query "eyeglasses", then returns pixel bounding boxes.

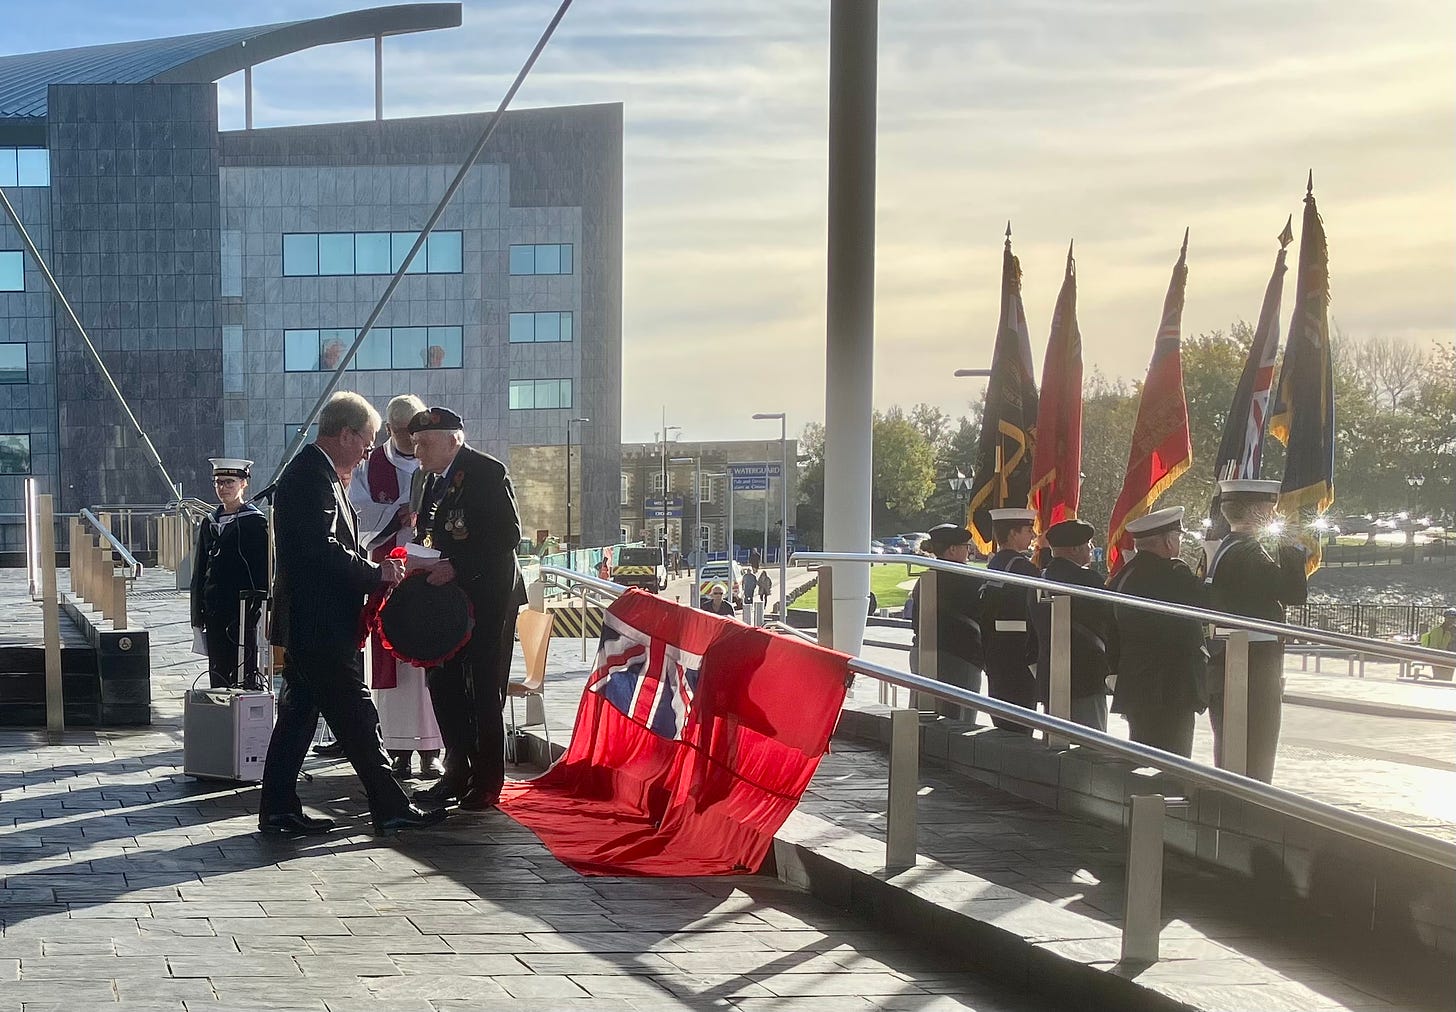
[213,478,240,486]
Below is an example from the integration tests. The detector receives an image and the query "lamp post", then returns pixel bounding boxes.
[753,412,788,620]
[657,416,681,559]
[671,456,701,605]
[565,416,589,571]
[948,469,972,516]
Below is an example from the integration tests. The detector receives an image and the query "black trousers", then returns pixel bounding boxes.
[202,599,263,690]
[1125,707,1196,759]
[984,656,1037,735]
[259,647,410,820]
[1209,643,1285,783]
[427,605,519,801]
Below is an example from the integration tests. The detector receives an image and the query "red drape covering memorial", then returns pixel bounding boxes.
[498,590,850,876]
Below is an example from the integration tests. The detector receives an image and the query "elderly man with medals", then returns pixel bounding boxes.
[190,458,270,690]
[401,407,527,811]
[348,394,445,781]
[1204,478,1309,783]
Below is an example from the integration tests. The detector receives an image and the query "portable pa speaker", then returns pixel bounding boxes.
[183,688,275,782]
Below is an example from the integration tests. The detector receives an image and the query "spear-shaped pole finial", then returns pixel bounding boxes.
[1278,214,1294,249]
[1180,226,1189,257]
[1004,220,1012,250]
[1066,238,1075,273]
[1306,170,1314,199]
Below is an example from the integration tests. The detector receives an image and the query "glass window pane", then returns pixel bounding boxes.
[534,312,558,344]
[16,149,49,187]
[319,329,355,371]
[509,381,532,410]
[391,327,428,369]
[220,229,242,297]
[317,233,354,275]
[509,313,534,343]
[0,434,31,475]
[425,231,462,273]
[0,251,22,292]
[509,245,535,275]
[535,244,560,275]
[391,232,425,274]
[221,327,243,393]
[284,329,319,372]
[535,379,560,410]
[0,344,26,383]
[427,326,462,368]
[282,234,318,276]
[355,232,391,274]
[0,150,15,187]
[559,378,573,408]
[560,243,573,274]
[356,327,392,370]
[560,312,573,343]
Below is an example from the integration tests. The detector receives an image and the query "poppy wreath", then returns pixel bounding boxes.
[370,552,476,668]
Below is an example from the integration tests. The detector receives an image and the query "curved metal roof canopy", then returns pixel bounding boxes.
[0,3,461,120]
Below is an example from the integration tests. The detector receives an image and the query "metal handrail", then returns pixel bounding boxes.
[794,551,1455,668]
[78,508,142,578]
[849,657,1456,870]
[534,562,1456,871]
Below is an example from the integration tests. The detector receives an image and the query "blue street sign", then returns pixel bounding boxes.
[731,476,768,491]
[644,496,684,519]
[728,462,782,491]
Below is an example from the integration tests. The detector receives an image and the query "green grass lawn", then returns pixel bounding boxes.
[794,562,928,613]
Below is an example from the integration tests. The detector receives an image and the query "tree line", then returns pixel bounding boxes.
[795,331,1453,549]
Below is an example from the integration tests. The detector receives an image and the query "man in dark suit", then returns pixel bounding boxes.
[407,407,527,810]
[1108,507,1208,758]
[1030,519,1117,731]
[258,392,447,837]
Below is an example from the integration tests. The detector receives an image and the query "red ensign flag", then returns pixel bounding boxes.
[1107,231,1194,573]
[1029,242,1083,533]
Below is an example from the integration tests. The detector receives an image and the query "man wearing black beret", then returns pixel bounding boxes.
[1029,518,1118,732]
[406,407,528,810]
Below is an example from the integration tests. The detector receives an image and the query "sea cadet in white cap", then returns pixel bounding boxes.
[190,458,270,689]
[980,507,1040,733]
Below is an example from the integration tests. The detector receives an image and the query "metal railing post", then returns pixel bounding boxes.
[914,568,939,712]
[1122,794,1167,963]
[886,707,919,870]
[1048,593,1072,748]
[1223,631,1250,777]
[816,566,835,652]
[38,493,64,740]
[580,584,589,661]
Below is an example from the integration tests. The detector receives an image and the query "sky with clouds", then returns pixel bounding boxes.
[7,1,1453,443]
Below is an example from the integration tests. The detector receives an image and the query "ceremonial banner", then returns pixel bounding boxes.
[1208,219,1291,540]
[1107,232,1194,573]
[968,228,1040,553]
[498,590,849,876]
[1269,178,1335,573]
[1029,242,1082,534]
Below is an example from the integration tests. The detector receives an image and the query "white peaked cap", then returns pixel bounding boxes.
[1126,506,1185,537]
[988,508,1036,523]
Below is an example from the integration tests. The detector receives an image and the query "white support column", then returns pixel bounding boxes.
[822,0,878,657]
[815,566,835,651]
[885,707,919,870]
[1222,631,1250,776]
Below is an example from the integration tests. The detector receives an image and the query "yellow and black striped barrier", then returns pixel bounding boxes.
[547,601,605,640]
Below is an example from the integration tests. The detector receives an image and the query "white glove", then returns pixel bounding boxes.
[191,627,208,656]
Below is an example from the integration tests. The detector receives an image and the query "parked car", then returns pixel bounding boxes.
[698,559,745,608]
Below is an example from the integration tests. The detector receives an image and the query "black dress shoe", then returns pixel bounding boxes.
[373,804,449,837]
[390,752,412,779]
[412,779,465,807]
[259,812,336,836]
[313,740,345,759]
[456,789,499,812]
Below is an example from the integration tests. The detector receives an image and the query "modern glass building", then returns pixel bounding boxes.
[0,3,622,549]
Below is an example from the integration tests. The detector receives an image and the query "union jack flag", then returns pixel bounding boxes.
[586,610,704,740]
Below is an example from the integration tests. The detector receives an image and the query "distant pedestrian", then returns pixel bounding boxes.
[1108,507,1208,758]
[740,568,758,612]
[1419,608,1455,681]
[701,583,735,617]
[757,568,773,610]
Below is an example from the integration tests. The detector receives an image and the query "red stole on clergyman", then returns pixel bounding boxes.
[366,446,403,689]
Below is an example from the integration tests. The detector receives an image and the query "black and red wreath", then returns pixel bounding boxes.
[363,548,476,667]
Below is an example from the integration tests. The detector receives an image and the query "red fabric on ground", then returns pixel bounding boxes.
[498,589,849,876]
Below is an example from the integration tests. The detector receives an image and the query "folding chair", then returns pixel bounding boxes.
[507,607,553,762]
